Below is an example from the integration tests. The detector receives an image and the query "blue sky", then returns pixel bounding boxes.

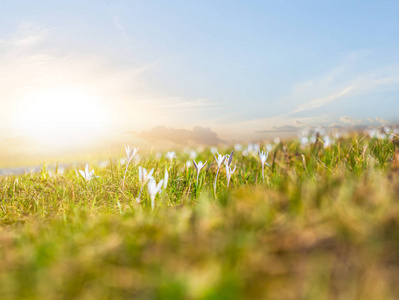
[1,0,399,145]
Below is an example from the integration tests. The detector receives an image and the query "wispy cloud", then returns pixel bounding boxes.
[375,117,388,124]
[134,96,215,110]
[222,53,399,140]
[283,54,399,118]
[112,15,131,42]
[290,86,355,115]
[339,116,361,124]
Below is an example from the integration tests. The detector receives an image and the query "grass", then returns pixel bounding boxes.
[0,133,399,299]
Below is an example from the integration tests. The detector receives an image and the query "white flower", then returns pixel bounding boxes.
[333,132,341,139]
[210,147,218,154]
[185,160,193,168]
[224,150,234,167]
[234,143,243,151]
[225,164,237,188]
[125,146,139,164]
[310,135,317,143]
[189,150,198,159]
[193,160,207,185]
[79,164,98,181]
[378,131,386,140]
[136,167,154,204]
[148,178,164,210]
[213,152,227,195]
[166,151,177,162]
[384,126,392,134]
[300,136,309,146]
[247,143,260,158]
[124,146,139,177]
[259,151,270,167]
[98,160,109,168]
[323,135,332,148]
[193,160,207,172]
[138,167,154,186]
[214,152,227,169]
[258,150,270,181]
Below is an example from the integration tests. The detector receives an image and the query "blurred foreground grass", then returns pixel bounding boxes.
[1,134,399,299]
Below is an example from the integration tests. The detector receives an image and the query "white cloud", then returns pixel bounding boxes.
[282,54,399,119]
[375,117,388,124]
[291,86,355,114]
[339,116,362,124]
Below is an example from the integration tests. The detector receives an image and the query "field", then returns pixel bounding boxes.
[1,131,399,300]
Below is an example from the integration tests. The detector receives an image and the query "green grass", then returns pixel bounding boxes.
[1,133,399,299]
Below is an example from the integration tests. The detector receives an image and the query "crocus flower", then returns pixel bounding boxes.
[166,151,177,162]
[136,167,154,203]
[139,167,154,186]
[148,178,164,210]
[210,147,218,154]
[124,146,139,177]
[125,146,139,164]
[258,150,270,181]
[300,136,309,147]
[247,143,260,158]
[79,164,98,181]
[213,152,227,195]
[189,150,198,159]
[266,144,273,153]
[323,135,332,148]
[214,152,226,169]
[225,164,237,188]
[224,150,234,168]
[193,160,207,185]
[234,143,243,151]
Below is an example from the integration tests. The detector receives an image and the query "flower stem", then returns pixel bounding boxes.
[262,164,265,182]
[214,167,220,197]
[124,160,131,178]
[136,186,143,203]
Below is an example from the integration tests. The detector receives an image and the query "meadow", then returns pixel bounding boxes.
[0,129,399,300]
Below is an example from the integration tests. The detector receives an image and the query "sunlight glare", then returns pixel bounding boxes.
[15,87,108,147]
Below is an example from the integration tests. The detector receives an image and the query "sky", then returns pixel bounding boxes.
[1,0,399,154]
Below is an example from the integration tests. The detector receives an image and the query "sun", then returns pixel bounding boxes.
[15,87,108,147]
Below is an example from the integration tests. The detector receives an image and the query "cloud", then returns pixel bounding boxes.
[328,123,371,131]
[339,116,362,124]
[134,96,214,110]
[282,54,399,120]
[255,124,302,134]
[375,117,388,124]
[135,126,225,145]
[291,86,355,115]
